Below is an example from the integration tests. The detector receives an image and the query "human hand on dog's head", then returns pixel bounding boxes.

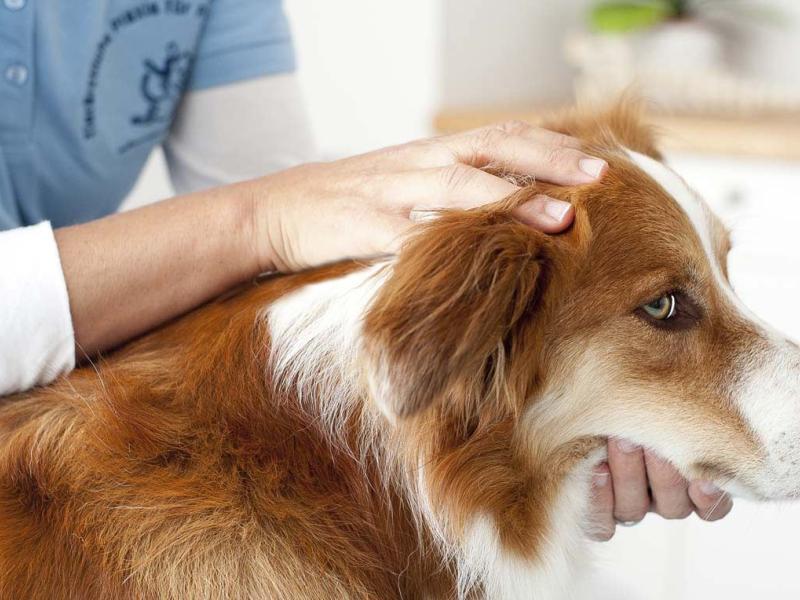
[256,117,732,542]
[588,438,734,541]
[250,120,607,272]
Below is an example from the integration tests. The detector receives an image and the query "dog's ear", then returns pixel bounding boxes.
[543,99,663,161]
[363,206,546,419]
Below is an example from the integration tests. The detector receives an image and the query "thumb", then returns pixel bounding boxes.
[512,195,574,233]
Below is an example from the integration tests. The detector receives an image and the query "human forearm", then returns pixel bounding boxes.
[55,182,261,358]
[56,119,604,359]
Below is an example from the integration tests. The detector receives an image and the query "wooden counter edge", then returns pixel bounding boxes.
[434,108,800,162]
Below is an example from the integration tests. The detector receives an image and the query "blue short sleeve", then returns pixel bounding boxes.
[188,0,296,91]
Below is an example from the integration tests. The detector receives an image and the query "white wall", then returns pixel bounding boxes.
[441,0,589,109]
[438,0,800,111]
[720,0,800,86]
[284,0,441,157]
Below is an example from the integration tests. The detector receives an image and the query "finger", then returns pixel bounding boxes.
[512,195,574,233]
[494,120,583,150]
[358,164,517,213]
[407,193,574,234]
[407,166,574,232]
[645,451,693,519]
[444,127,608,186]
[607,439,650,524]
[688,480,733,522]
[343,122,583,172]
[432,164,519,208]
[586,463,616,541]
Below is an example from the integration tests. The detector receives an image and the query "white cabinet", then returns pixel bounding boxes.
[677,154,800,341]
[584,153,800,600]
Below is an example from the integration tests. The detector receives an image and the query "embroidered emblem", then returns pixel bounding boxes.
[131,42,194,126]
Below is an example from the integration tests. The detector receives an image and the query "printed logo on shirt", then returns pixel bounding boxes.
[81,0,211,155]
[131,42,193,126]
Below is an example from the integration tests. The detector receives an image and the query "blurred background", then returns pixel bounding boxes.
[126,1,800,597]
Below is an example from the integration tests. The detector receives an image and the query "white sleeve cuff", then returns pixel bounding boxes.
[0,222,75,395]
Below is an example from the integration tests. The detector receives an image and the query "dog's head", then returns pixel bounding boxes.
[364,106,800,508]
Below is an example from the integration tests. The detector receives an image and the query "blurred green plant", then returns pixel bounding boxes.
[589,0,781,33]
[590,1,673,33]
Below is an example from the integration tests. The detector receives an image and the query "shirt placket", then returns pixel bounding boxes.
[0,0,33,143]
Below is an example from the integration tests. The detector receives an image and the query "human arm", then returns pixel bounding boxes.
[61,70,315,358]
[55,120,606,366]
[54,183,259,358]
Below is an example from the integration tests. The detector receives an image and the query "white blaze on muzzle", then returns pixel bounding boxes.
[627,149,800,499]
[733,338,800,499]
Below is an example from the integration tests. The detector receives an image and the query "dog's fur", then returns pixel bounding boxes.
[1,106,799,599]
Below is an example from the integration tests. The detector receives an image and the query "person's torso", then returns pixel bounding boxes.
[0,0,211,229]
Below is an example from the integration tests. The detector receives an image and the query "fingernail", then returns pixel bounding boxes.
[578,157,607,180]
[698,481,722,496]
[541,197,572,222]
[615,439,639,454]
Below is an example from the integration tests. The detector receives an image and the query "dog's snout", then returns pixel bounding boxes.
[732,339,800,498]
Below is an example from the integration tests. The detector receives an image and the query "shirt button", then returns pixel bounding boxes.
[5,64,28,86]
[3,0,25,10]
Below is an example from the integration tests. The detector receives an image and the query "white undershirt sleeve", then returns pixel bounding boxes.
[0,76,314,396]
[164,73,317,193]
[0,221,75,396]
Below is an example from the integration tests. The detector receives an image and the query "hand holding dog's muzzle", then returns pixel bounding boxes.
[588,438,733,541]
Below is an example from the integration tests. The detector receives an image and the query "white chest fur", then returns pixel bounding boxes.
[460,451,605,600]
[267,264,605,599]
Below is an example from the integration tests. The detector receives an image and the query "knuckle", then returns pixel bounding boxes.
[476,127,506,150]
[440,164,475,190]
[542,145,570,169]
[498,119,532,135]
[458,128,507,168]
[418,138,454,164]
[551,132,577,147]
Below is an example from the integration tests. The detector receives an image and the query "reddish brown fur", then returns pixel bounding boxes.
[0,264,458,599]
[0,104,763,598]
[362,105,757,564]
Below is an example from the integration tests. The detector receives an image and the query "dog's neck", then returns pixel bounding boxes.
[265,263,601,599]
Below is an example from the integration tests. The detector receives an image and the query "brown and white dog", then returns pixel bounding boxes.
[1,107,799,599]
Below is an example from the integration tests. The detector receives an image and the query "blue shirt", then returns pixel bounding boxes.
[0,0,295,230]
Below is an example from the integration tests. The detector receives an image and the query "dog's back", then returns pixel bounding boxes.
[0,265,452,599]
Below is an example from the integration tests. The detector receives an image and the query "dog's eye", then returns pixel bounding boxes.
[642,294,676,320]
[636,291,701,331]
